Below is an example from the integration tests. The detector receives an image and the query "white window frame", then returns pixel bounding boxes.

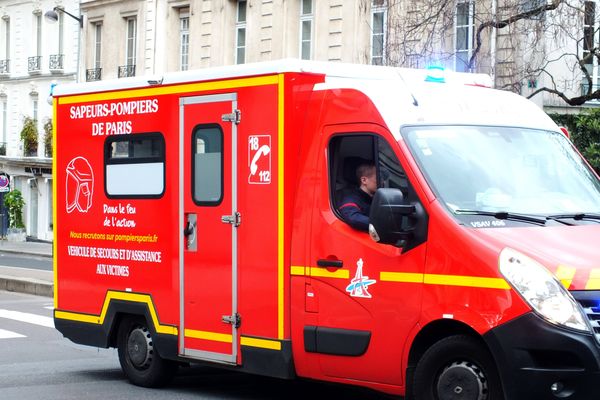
[454,0,475,72]
[300,0,313,60]
[236,1,247,64]
[179,8,190,71]
[94,22,102,69]
[371,1,387,65]
[126,17,137,67]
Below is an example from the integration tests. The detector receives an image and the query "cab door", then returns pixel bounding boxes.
[307,124,427,385]
[180,93,239,364]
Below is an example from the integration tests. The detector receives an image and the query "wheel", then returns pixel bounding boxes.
[117,316,177,387]
[413,335,504,400]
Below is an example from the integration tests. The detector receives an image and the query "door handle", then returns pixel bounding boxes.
[184,221,195,236]
[185,214,197,252]
[317,259,343,269]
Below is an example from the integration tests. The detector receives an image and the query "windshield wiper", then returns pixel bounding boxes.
[546,213,600,223]
[455,209,547,225]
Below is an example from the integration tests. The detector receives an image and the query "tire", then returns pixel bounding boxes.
[117,316,178,387]
[413,335,504,400]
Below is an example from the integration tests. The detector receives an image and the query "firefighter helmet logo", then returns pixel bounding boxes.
[346,258,377,298]
[66,156,94,213]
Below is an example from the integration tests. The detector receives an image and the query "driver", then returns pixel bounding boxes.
[338,162,377,232]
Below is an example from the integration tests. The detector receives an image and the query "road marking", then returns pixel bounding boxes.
[0,309,54,328]
[0,328,25,339]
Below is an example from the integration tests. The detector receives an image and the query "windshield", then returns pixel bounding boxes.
[403,126,600,216]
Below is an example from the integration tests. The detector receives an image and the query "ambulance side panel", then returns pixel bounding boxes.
[54,73,326,378]
[55,93,181,345]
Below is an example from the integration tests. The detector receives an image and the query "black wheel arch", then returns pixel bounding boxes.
[405,319,492,400]
[55,298,179,362]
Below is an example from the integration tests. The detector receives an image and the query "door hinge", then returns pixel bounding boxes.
[221,212,241,227]
[221,109,241,124]
[222,313,241,328]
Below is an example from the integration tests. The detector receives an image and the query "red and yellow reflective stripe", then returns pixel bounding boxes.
[294,264,600,291]
[586,269,600,290]
[293,267,510,290]
[555,265,576,289]
[54,290,282,350]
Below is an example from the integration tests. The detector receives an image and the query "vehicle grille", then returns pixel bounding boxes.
[572,291,600,344]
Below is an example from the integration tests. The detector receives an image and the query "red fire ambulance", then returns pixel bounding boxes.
[53,60,600,400]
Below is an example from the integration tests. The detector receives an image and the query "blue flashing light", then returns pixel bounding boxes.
[425,65,446,83]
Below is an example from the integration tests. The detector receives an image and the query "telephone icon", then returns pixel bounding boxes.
[250,145,270,176]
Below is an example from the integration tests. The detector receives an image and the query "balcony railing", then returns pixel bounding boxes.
[118,64,136,78]
[0,60,9,75]
[86,68,102,82]
[49,54,64,71]
[581,82,600,99]
[28,56,42,73]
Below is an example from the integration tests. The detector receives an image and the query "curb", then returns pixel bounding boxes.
[0,249,52,259]
[0,275,53,297]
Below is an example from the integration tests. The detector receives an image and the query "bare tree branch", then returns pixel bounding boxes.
[469,0,564,70]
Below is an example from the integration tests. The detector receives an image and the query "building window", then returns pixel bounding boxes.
[0,16,10,68]
[118,17,137,78]
[94,23,102,69]
[180,9,190,71]
[33,99,38,123]
[28,14,43,73]
[583,1,598,94]
[36,14,42,57]
[371,1,387,65]
[49,12,65,71]
[126,17,136,67]
[455,0,475,72]
[1,97,7,153]
[236,1,247,64]
[300,0,313,60]
[47,179,53,230]
[58,11,64,55]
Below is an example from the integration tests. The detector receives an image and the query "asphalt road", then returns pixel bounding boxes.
[0,252,52,271]
[0,291,392,400]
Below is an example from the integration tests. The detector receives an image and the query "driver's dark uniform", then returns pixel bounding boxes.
[338,188,372,232]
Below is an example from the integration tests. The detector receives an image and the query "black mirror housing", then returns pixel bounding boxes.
[369,188,418,247]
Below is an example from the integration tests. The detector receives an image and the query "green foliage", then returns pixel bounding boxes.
[20,116,38,157]
[4,189,25,229]
[549,110,600,174]
[43,118,52,157]
[585,143,600,173]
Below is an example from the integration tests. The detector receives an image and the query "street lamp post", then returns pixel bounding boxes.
[44,7,83,82]
[44,7,83,27]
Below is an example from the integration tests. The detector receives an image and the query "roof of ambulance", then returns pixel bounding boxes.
[54,59,557,132]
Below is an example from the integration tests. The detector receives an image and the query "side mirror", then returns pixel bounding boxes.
[368,188,415,247]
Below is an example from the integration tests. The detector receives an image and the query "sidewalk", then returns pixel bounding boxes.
[0,240,53,297]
